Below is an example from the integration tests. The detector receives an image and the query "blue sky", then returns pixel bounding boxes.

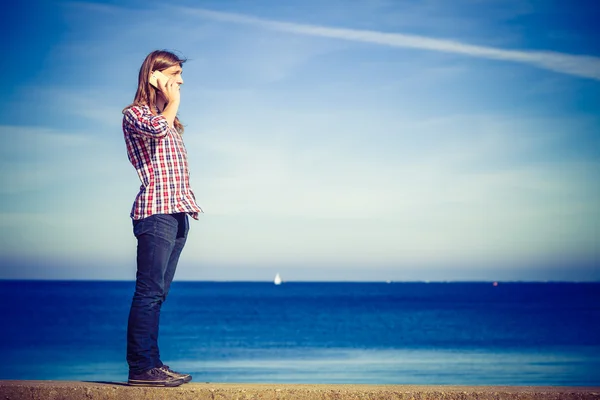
[1,0,599,281]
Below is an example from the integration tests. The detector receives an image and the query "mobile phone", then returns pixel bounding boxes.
[149,70,169,88]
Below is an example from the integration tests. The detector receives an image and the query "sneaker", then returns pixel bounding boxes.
[128,367,185,387]
[159,365,192,383]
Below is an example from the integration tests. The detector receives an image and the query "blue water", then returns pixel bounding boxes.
[1,280,599,385]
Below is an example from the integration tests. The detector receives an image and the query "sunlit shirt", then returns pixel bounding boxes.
[123,105,203,220]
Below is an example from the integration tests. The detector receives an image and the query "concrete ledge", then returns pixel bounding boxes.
[1,381,599,400]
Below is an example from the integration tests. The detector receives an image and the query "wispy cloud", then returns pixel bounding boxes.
[179,7,600,81]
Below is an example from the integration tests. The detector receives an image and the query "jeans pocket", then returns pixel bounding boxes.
[133,214,178,240]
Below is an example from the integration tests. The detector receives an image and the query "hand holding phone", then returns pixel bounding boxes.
[150,69,180,107]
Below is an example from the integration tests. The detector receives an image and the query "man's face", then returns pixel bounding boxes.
[161,65,184,85]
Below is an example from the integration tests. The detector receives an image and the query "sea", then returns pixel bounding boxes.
[1,280,599,385]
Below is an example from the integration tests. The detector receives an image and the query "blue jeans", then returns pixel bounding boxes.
[126,213,189,373]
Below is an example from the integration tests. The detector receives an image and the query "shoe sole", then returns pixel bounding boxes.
[127,379,185,387]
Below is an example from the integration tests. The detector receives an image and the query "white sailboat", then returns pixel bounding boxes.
[274,273,282,285]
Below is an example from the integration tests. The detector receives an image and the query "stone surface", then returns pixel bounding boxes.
[0,381,599,400]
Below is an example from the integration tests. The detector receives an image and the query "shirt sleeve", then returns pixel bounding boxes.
[123,106,170,139]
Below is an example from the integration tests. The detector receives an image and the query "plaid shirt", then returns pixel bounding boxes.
[123,105,203,220]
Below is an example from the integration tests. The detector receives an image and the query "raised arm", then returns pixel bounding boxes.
[156,75,181,129]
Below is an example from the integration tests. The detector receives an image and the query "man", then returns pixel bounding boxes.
[122,50,202,387]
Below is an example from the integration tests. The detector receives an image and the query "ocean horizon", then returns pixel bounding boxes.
[1,280,599,385]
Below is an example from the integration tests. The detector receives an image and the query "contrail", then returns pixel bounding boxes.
[180,7,600,81]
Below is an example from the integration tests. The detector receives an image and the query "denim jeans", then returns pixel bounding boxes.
[126,213,189,373]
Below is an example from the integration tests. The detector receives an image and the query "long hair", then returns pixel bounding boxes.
[123,50,186,134]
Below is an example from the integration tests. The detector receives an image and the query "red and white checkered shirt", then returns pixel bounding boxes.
[123,105,203,220]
